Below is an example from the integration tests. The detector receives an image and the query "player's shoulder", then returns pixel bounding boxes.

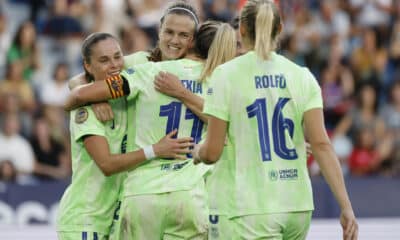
[124,51,150,64]
[273,53,311,76]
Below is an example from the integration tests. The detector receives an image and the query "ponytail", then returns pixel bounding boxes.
[240,0,281,60]
[255,3,273,60]
[200,23,236,82]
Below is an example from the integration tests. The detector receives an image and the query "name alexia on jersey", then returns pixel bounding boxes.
[181,79,203,94]
[255,74,286,89]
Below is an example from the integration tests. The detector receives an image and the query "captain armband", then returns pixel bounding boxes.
[105,75,130,99]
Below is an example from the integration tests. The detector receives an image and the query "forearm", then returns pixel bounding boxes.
[312,142,353,210]
[177,90,209,123]
[99,149,147,176]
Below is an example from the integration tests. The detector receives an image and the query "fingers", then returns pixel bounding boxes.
[166,129,178,138]
[177,137,194,143]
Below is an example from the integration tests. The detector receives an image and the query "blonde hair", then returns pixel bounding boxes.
[199,23,236,81]
[240,0,281,60]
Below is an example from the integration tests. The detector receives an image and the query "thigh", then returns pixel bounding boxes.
[118,194,164,240]
[58,232,107,240]
[282,211,312,240]
[208,214,234,240]
[232,215,283,240]
[231,211,312,240]
[163,181,209,239]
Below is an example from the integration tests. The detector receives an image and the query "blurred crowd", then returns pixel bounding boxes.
[0,0,399,184]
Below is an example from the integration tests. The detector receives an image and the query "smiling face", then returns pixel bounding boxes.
[84,37,124,81]
[158,14,196,61]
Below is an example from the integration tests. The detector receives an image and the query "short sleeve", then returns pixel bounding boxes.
[70,106,106,142]
[120,66,146,101]
[302,68,323,113]
[203,66,231,122]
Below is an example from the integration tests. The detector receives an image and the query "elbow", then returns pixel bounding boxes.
[97,162,115,177]
[200,148,222,165]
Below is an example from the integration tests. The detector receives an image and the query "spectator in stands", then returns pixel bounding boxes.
[0,160,17,182]
[42,0,83,39]
[39,62,70,107]
[30,115,70,181]
[0,60,36,136]
[349,126,393,176]
[119,24,151,54]
[321,39,355,129]
[204,0,236,22]
[0,11,11,75]
[334,82,386,143]
[6,21,40,81]
[350,27,387,89]
[0,113,35,183]
[380,79,400,176]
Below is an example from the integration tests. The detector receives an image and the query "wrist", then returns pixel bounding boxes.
[143,145,156,160]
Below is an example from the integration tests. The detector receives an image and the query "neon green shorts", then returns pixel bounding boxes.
[231,211,312,240]
[119,180,209,239]
[57,231,108,240]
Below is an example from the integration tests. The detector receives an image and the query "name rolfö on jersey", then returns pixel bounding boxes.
[255,74,287,89]
[181,79,202,94]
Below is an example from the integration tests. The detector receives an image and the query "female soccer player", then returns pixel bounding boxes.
[56,33,193,240]
[194,1,358,240]
[64,20,236,239]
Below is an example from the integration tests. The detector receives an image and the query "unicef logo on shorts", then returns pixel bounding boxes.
[269,170,278,181]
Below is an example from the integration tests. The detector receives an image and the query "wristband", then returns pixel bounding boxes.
[143,145,156,160]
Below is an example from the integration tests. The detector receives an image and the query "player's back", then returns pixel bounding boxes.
[121,58,212,196]
[206,51,322,217]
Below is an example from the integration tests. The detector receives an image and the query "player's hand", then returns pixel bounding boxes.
[193,144,202,165]
[153,129,194,160]
[340,208,358,240]
[306,142,313,158]
[154,71,186,98]
[92,102,114,122]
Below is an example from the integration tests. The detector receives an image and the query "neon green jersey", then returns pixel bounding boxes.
[57,98,127,234]
[124,51,149,67]
[204,51,322,217]
[120,58,212,196]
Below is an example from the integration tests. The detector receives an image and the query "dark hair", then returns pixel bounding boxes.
[230,16,240,30]
[81,32,117,82]
[195,21,236,81]
[12,21,36,49]
[148,1,199,62]
[240,0,281,60]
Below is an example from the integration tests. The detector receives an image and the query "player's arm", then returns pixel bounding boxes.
[68,73,114,121]
[154,71,209,123]
[84,130,194,176]
[65,75,129,111]
[193,116,227,164]
[304,108,358,240]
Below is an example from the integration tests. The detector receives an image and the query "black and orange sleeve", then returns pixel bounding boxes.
[105,75,130,99]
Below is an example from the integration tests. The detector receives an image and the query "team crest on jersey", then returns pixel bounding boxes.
[126,68,135,75]
[75,108,88,124]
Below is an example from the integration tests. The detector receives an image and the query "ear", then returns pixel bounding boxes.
[277,22,283,35]
[83,61,92,75]
[239,23,246,37]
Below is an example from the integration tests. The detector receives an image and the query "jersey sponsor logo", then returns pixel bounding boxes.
[269,170,279,181]
[269,168,298,181]
[255,74,287,89]
[75,108,88,124]
[181,79,202,94]
[160,161,189,171]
